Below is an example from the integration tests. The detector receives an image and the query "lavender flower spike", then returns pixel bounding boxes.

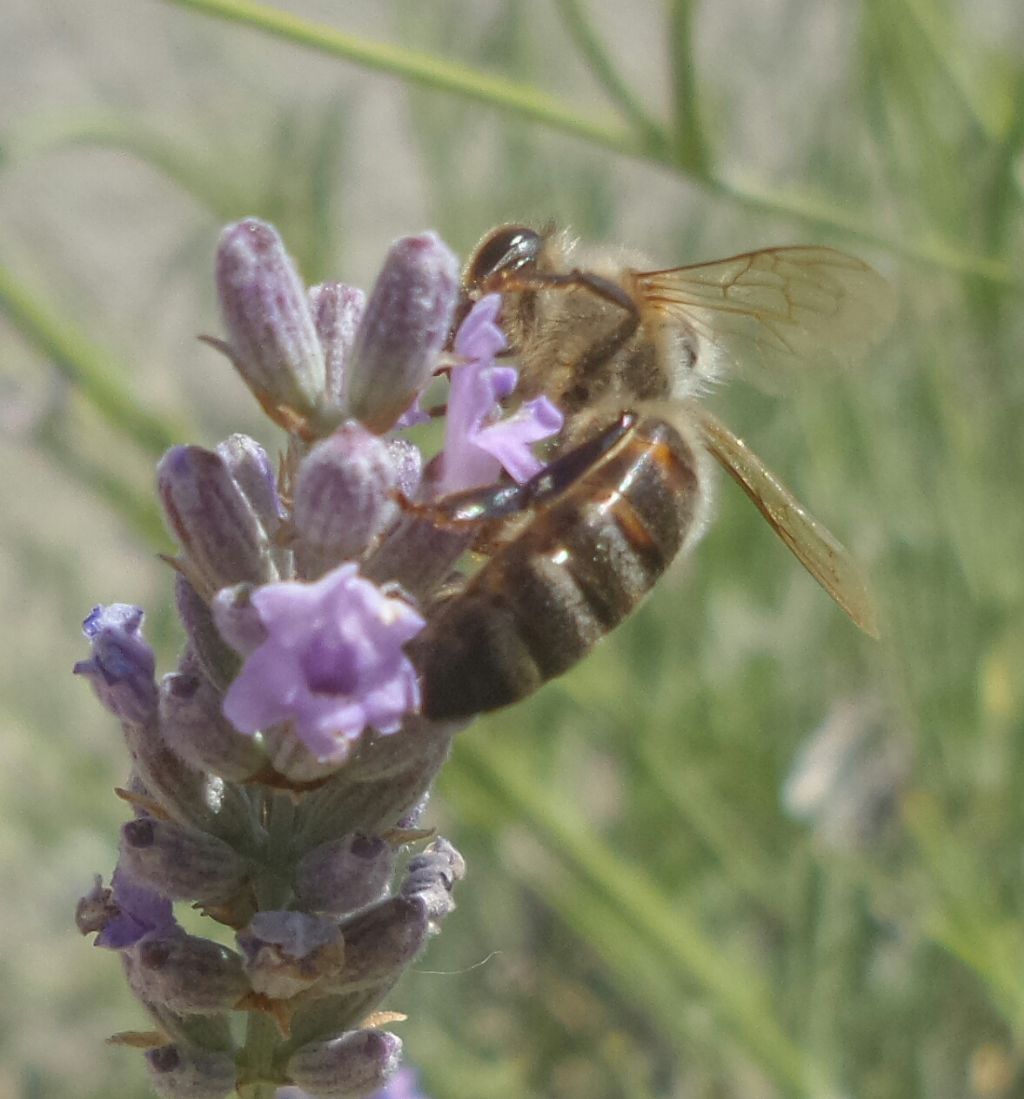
[222,563,426,762]
[346,233,458,433]
[78,222,491,1095]
[436,294,563,493]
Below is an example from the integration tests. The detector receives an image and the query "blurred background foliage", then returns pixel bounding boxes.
[2,1,1023,1097]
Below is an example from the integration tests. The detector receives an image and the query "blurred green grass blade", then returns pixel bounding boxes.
[5,116,247,219]
[450,736,829,1096]
[899,0,1015,141]
[0,262,189,456]
[666,0,710,173]
[305,98,349,285]
[904,792,1024,1033]
[159,0,1018,288]
[552,0,670,155]
[632,741,789,919]
[37,424,170,549]
[710,175,1019,285]
[160,0,638,155]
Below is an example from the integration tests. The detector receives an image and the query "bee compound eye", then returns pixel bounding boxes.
[465,225,542,290]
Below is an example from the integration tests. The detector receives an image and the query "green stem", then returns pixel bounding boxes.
[898,0,1010,141]
[553,0,670,154]
[667,0,710,172]
[158,0,1018,288]
[160,0,638,156]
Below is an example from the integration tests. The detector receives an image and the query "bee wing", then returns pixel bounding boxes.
[691,402,880,637]
[632,246,895,379]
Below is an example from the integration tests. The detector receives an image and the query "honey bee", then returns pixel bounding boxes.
[410,225,894,721]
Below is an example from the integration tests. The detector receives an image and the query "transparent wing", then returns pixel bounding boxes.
[632,246,895,378]
[691,402,880,637]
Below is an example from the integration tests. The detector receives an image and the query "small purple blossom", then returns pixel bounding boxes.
[74,604,158,724]
[436,295,563,493]
[84,866,177,950]
[222,563,426,761]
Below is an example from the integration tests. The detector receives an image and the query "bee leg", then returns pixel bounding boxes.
[406,411,638,531]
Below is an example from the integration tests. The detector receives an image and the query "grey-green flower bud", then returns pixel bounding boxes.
[175,577,242,692]
[322,896,428,993]
[215,433,284,538]
[121,717,242,840]
[293,423,399,577]
[215,218,325,430]
[145,1043,236,1099]
[129,933,249,1014]
[346,233,457,433]
[310,281,365,415]
[119,818,249,905]
[294,833,394,916]
[159,670,266,782]
[158,445,275,597]
[286,1029,402,1099]
[401,837,465,924]
[237,910,345,999]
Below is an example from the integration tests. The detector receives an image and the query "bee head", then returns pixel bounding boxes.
[463,225,543,295]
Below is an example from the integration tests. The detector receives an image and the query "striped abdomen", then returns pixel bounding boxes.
[410,416,701,720]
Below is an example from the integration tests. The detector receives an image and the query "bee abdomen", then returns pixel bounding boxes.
[412,416,701,720]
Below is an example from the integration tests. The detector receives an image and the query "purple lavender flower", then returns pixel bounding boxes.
[221,563,426,761]
[435,295,563,494]
[76,866,177,950]
[74,604,157,725]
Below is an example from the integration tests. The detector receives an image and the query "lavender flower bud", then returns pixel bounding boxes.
[174,576,241,692]
[145,1043,236,1099]
[343,715,459,784]
[216,218,325,429]
[119,817,249,905]
[401,837,465,924]
[120,716,245,840]
[215,433,284,537]
[310,281,365,413]
[159,670,266,782]
[237,911,345,998]
[287,1029,402,1099]
[158,446,275,597]
[74,604,157,725]
[346,234,457,433]
[129,933,249,1013]
[323,896,429,993]
[294,833,394,915]
[210,583,267,658]
[361,513,471,602]
[293,423,400,576]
